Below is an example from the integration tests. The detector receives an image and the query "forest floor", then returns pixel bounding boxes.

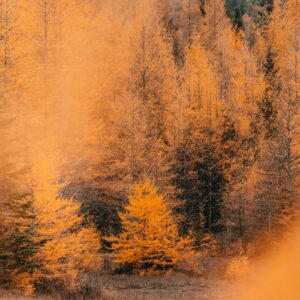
[0,276,234,300]
[0,257,242,300]
[98,256,234,299]
[99,274,232,300]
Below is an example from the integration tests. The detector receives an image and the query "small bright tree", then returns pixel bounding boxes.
[31,156,102,292]
[33,197,102,291]
[108,180,192,271]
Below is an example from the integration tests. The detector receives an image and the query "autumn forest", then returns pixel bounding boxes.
[0,0,299,299]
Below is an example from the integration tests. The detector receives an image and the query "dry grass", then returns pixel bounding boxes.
[0,258,234,300]
[93,272,226,300]
[0,290,31,300]
[0,273,227,300]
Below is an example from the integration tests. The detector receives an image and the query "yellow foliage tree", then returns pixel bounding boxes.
[31,156,102,292]
[108,181,192,271]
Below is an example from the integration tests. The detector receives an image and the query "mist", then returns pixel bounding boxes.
[231,224,300,300]
[0,0,299,298]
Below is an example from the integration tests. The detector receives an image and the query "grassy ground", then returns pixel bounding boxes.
[0,257,235,300]
[1,275,231,300]
[99,273,230,300]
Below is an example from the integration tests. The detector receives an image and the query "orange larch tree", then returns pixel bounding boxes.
[108,180,192,272]
[31,156,102,292]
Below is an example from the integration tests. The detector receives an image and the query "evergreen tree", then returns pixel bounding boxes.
[225,0,246,29]
[31,156,102,292]
[0,0,39,294]
[0,184,38,294]
[257,47,280,139]
[173,121,227,247]
[108,181,192,271]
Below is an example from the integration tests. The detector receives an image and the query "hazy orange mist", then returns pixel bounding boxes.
[231,225,300,300]
[24,1,116,187]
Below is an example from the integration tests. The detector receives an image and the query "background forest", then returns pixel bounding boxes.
[0,0,299,298]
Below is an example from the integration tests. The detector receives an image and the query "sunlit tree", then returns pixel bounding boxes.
[31,156,102,292]
[108,181,192,271]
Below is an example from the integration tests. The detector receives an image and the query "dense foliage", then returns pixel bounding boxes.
[0,0,298,296]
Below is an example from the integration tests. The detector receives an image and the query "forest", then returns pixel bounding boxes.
[0,0,299,299]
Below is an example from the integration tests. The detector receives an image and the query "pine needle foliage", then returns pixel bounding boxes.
[108,180,192,272]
